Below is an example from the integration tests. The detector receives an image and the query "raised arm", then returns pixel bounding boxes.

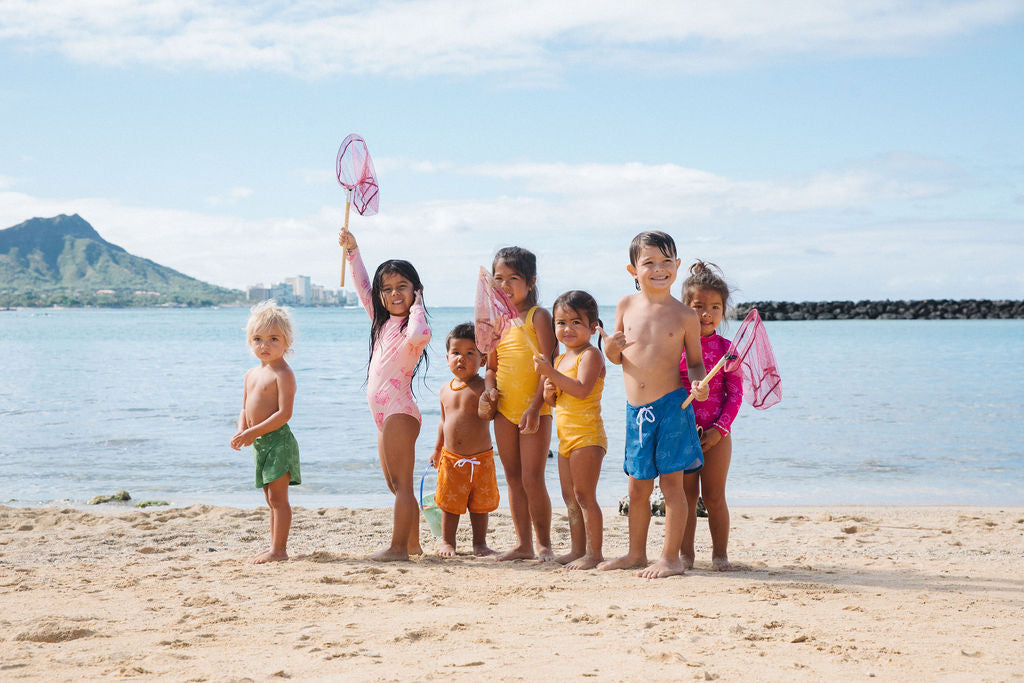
[339,229,373,319]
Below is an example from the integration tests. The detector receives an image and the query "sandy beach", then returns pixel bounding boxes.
[2,504,1021,681]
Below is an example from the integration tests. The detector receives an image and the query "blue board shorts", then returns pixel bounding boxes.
[624,387,703,480]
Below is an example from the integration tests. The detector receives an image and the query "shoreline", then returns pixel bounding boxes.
[3,504,1022,679]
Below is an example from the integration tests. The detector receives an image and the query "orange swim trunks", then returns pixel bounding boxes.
[435,447,499,515]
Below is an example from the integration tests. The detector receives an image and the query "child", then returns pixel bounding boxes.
[679,261,742,571]
[230,300,300,564]
[429,323,499,557]
[598,231,709,579]
[339,227,431,562]
[479,246,556,561]
[534,290,607,570]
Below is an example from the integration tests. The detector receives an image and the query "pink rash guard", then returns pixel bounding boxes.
[680,332,742,436]
[347,248,432,430]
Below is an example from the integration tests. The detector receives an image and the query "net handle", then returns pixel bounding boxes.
[681,353,731,409]
[339,189,352,287]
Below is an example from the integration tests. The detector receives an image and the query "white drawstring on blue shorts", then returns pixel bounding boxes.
[635,406,656,447]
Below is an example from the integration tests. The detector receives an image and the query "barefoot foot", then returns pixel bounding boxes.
[536,546,556,563]
[712,555,734,571]
[556,550,585,566]
[597,554,648,571]
[636,557,685,579]
[472,543,496,557]
[370,546,410,562]
[247,550,288,564]
[437,541,457,558]
[497,545,535,561]
[681,551,695,570]
[565,553,603,570]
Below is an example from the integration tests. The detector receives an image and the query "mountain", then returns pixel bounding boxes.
[0,214,242,306]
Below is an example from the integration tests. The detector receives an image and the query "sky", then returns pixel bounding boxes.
[1,1,1022,306]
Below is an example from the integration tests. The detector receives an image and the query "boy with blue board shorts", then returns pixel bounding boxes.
[598,231,708,578]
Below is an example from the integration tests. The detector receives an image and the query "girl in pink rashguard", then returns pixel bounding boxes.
[679,261,742,572]
[339,227,431,562]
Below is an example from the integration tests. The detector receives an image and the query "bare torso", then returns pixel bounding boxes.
[242,363,291,429]
[617,293,699,405]
[441,376,493,455]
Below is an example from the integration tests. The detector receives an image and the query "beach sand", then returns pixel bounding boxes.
[2,504,1021,681]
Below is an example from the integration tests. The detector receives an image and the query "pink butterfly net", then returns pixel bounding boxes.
[474,267,518,354]
[336,134,379,216]
[725,309,782,409]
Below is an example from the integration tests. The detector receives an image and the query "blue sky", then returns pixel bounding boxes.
[1,1,1022,305]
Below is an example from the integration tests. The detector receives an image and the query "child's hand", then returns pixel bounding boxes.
[519,405,540,434]
[478,388,498,420]
[690,379,710,403]
[542,377,558,406]
[230,429,254,450]
[699,427,722,452]
[338,227,357,251]
[532,353,552,377]
[598,326,634,356]
[430,450,440,468]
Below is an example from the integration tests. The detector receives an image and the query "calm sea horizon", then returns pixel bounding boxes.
[1,307,1021,508]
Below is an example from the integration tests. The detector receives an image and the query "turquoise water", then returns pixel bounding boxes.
[0,308,1021,507]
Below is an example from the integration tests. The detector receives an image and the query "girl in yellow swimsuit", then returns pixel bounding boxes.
[481,247,556,562]
[534,290,607,570]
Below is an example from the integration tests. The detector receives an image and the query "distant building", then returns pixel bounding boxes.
[247,284,271,302]
[285,275,311,305]
[245,276,351,306]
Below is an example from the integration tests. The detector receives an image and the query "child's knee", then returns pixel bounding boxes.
[573,487,597,508]
[628,478,654,499]
[702,490,727,510]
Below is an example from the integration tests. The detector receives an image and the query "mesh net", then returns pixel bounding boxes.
[724,309,782,409]
[474,267,518,354]
[336,134,380,216]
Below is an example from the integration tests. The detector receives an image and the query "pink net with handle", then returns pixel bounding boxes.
[474,267,518,354]
[724,309,782,409]
[336,134,379,216]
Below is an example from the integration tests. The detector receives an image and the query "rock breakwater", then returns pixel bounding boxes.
[734,299,1024,320]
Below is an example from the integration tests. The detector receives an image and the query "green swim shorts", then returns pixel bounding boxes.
[254,423,301,488]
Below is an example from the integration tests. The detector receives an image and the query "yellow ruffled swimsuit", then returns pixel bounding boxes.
[495,306,552,424]
[554,350,607,457]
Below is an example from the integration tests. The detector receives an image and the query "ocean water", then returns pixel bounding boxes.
[0,307,1021,508]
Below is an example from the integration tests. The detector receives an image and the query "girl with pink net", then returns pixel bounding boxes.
[339,227,431,561]
[679,261,742,571]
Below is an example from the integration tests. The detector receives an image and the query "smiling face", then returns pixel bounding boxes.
[249,325,289,364]
[446,337,482,380]
[627,244,680,293]
[687,287,725,336]
[553,304,596,350]
[379,271,415,317]
[492,260,533,310]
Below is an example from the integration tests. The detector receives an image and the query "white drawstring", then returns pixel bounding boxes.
[453,457,482,482]
[635,406,656,447]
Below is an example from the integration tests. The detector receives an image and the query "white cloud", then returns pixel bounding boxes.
[0,1,1019,78]
[205,186,254,206]
[2,155,1020,304]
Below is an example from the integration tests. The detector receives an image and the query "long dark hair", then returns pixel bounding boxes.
[368,259,429,383]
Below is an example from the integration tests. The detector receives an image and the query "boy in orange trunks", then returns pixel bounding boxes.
[429,323,499,557]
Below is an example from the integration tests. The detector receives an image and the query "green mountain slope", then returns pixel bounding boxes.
[0,214,242,306]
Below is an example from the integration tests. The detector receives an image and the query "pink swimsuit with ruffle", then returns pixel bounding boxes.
[680,332,742,435]
[348,248,431,430]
